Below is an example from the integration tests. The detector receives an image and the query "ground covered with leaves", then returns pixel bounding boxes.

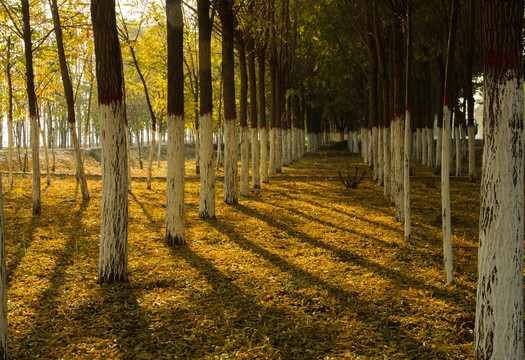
[3,143,483,359]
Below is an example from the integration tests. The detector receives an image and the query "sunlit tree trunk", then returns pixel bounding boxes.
[474,1,524,358]
[50,0,89,201]
[92,0,128,283]
[39,126,51,186]
[6,37,14,191]
[22,0,41,215]
[166,0,186,245]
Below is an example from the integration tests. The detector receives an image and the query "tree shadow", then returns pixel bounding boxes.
[206,216,448,359]
[232,203,473,313]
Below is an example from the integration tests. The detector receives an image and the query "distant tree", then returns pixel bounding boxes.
[91,0,129,283]
[474,0,524,358]
[0,174,6,360]
[165,0,186,245]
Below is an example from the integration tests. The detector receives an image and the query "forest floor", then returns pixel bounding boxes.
[3,142,484,359]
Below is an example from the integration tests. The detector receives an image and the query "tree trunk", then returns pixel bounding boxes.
[258,53,269,183]
[218,0,238,204]
[50,0,89,202]
[197,0,215,218]
[475,1,524,358]
[238,37,249,197]
[441,0,459,285]
[22,0,41,215]
[166,0,186,245]
[0,173,6,360]
[6,36,14,191]
[404,0,412,242]
[247,36,260,189]
[92,0,128,283]
[39,126,51,186]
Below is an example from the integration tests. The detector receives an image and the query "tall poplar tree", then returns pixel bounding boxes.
[91,0,129,283]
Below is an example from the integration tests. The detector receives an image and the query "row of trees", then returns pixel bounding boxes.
[0,0,523,358]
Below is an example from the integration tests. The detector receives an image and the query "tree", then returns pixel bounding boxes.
[91,0,129,283]
[258,52,269,183]
[21,0,41,215]
[197,0,215,218]
[247,32,260,189]
[217,0,238,204]
[165,0,185,246]
[474,0,524,358]
[238,35,249,197]
[49,0,90,202]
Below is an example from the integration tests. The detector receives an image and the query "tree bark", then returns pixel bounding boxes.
[475,1,524,358]
[91,0,128,283]
[0,174,6,360]
[21,0,41,215]
[258,53,269,183]
[247,35,260,189]
[50,0,90,202]
[218,0,238,204]
[198,0,215,218]
[6,36,14,191]
[166,0,186,246]
[238,36,249,197]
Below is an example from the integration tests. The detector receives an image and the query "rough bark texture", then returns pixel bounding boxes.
[475,1,524,358]
[198,0,215,218]
[258,54,269,183]
[92,0,128,283]
[239,38,249,197]
[247,37,260,189]
[166,0,186,244]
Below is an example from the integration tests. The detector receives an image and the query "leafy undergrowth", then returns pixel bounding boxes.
[3,143,483,359]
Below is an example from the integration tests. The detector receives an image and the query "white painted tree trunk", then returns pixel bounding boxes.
[436,127,442,169]
[468,125,475,181]
[69,121,89,202]
[276,127,282,173]
[281,128,288,166]
[307,133,313,152]
[455,126,461,176]
[474,76,524,360]
[377,126,383,186]
[216,126,223,169]
[39,128,51,186]
[394,115,404,221]
[240,125,249,196]
[368,128,373,169]
[361,127,368,163]
[372,126,379,181]
[147,129,156,190]
[383,126,391,197]
[166,113,185,245]
[270,127,277,175]
[251,127,260,188]
[223,119,238,204]
[199,113,215,218]
[441,104,453,284]
[195,129,200,174]
[157,128,162,167]
[287,127,292,164]
[98,102,128,283]
[404,110,411,242]
[260,127,269,183]
[417,128,422,162]
[30,114,41,215]
[0,173,6,359]
[353,131,359,154]
[7,120,13,190]
[125,124,132,193]
[422,127,427,165]
[427,127,434,168]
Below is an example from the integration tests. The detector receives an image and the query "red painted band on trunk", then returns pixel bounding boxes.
[125,121,129,126]
[443,94,452,104]
[250,124,258,129]
[67,116,75,123]
[98,96,122,104]
[405,106,411,111]
[259,125,267,129]
[8,118,13,122]
[168,111,184,116]
[85,129,89,133]
[152,127,156,131]
[224,116,237,120]
[239,124,248,128]
[200,110,212,116]
[394,110,404,117]
[29,112,36,117]
[483,50,523,70]
[270,125,280,129]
